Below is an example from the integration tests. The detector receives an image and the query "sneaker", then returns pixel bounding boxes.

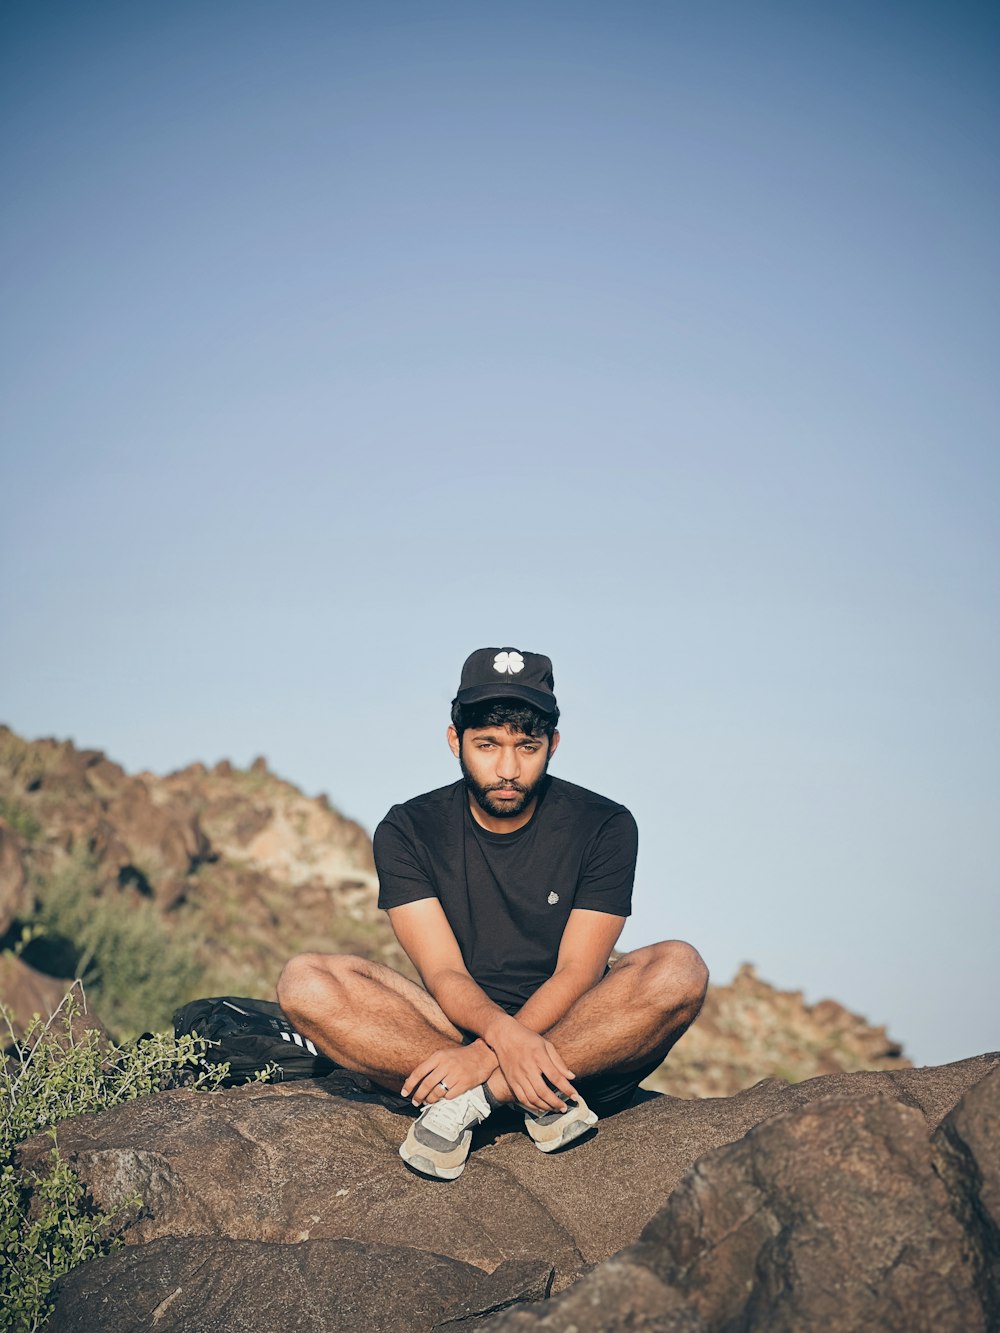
[399,1084,491,1180]
[522,1090,598,1153]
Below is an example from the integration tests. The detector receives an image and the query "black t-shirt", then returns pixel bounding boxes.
[374,775,638,1013]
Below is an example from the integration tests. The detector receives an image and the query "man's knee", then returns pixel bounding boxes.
[276,952,364,1020]
[622,939,709,1015]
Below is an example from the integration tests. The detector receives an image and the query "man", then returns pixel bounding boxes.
[278,647,707,1180]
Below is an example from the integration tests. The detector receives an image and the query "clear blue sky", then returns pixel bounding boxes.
[2,1,997,1066]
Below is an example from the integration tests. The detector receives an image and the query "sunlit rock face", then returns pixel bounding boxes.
[23,1053,1000,1332]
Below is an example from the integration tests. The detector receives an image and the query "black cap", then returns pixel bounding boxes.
[455,647,557,714]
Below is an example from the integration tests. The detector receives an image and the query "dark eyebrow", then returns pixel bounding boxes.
[473,735,541,745]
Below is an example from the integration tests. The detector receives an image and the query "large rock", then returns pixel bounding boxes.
[21,1057,997,1273]
[20,1054,1000,1331]
[933,1065,1000,1327]
[487,1066,1000,1331]
[0,953,77,1042]
[636,1097,984,1332]
[46,1238,553,1333]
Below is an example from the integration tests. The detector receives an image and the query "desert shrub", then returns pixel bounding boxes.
[24,850,203,1039]
[0,797,42,844]
[1,989,230,1333]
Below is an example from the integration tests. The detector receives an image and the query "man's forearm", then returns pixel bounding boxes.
[425,965,585,1112]
[426,968,564,1079]
[514,964,604,1037]
[426,967,511,1046]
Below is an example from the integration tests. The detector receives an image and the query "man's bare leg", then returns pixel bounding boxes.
[486,939,708,1104]
[278,940,707,1106]
[278,953,498,1181]
[276,953,463,1093]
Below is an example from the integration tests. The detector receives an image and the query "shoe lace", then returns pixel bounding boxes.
[421,1090,480,1136]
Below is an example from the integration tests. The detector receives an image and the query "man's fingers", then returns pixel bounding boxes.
[543,1043,577,1085]
[412,1066,470,1104]
[491,1030,581,1111]
[519,1071,568,1113]
[498,1063,571,1110]
[543,1050,578,1103]
[401,1060,433,1098]
[405,1056,451,1103]
[537,1048,576,1100]
[412,1072,441,1104]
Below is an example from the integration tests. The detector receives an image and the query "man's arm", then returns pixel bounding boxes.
[387,896,508,1038]
[514,908,626,1035]
[475,909,624,1107]
[387,897,577,1111]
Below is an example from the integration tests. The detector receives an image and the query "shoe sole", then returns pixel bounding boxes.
[399,1130,471,1180]
[527,1109,599,1153]
[398,1145,466,1180]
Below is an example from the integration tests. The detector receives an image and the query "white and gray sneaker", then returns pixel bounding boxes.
[399,1084,492,1180]
[522,1090,598,1153]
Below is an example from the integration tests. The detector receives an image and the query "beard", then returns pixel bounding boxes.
[460,755,548,820]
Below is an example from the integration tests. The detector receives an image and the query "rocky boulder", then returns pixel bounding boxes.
[933,1064,1000,1328]
[21,1053,1000,1330]
[0,953,77,1041]
[487,1065,1000,1331]
[46,1240,553,1333]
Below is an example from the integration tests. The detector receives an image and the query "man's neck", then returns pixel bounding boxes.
[466,792,539,835]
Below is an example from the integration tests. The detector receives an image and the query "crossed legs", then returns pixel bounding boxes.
[276,939,708,1104]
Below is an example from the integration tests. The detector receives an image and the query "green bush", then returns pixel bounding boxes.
[0,798,42,844]
[1,989,230,1333]
[24,850,204,1039]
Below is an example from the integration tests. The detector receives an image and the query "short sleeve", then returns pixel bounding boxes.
[573,810,638,916]
[374,812,438,910]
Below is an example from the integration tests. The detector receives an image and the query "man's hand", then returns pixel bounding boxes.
[485,1013,578,1113]
[402,1040,498,1106]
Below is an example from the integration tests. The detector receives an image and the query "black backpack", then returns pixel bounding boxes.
[172,996,338,1086]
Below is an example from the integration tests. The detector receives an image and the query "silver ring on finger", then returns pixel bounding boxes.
[438,1081,449,1091]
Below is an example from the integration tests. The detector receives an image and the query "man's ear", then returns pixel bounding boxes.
[447,724,461,759]
[548,730,560,760]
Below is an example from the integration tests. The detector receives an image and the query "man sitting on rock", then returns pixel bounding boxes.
[278,646,708,1180]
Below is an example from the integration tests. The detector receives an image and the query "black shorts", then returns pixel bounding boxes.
[570,1056,662,1117]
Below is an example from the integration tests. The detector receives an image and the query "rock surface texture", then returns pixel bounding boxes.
[21,1053,1000,1331]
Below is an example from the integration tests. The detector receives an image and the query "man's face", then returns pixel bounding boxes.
[449,724,559,821]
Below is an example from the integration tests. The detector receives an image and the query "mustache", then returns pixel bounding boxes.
[485,781,528,793]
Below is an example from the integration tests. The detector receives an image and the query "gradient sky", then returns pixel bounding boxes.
[2,1,997,1066]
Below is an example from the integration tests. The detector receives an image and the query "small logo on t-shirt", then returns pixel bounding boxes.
[547,891,559,905]
[493,650,524,675]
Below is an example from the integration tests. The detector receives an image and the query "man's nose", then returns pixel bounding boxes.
[497,749,520,780]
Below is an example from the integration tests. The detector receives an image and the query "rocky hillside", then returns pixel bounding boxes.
[0,724,411,1036]
[642,962,909,1097]
[1,725,909,1093]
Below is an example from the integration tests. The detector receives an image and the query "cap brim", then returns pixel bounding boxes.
[456,683,557,714]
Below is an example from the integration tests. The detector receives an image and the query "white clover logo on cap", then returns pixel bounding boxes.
[493,650,524,675]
